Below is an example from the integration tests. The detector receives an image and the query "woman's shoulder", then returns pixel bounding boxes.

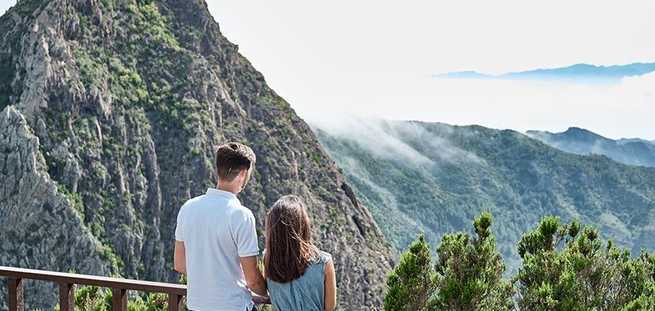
[313,249,333,264]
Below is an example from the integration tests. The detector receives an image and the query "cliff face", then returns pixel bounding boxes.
[0,106,112,307]
[0,0,392,309]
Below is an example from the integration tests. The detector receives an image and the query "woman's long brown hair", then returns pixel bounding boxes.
[265,195,318,283]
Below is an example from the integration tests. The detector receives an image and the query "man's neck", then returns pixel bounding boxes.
[216,182,239,195]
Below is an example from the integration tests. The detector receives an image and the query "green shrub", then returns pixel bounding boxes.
[55,286,172,311]
[384,214,655,310]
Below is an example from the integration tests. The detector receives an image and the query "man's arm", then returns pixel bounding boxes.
[239,256,267,296]
[174,241,186,274]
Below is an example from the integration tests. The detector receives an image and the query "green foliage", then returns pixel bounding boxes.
[432,213,513,310]
[56,183,85,220]
[55,286,171,311]
[98,244,124,275]
[515,217,655,310]
[385,214,655,310]
[384,234,437,311]
[385,214,512,310]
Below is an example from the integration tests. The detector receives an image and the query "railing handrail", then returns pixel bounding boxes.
[0,265,187,311]
[0,266,186,295]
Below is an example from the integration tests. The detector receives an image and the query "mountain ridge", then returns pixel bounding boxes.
[435,62,655,82]
[527,127,655,168]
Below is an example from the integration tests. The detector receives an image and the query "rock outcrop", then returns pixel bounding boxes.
[0,106,111,309]
[0,0,392,309]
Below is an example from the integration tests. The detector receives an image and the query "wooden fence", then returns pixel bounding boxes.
[0,266,186,311]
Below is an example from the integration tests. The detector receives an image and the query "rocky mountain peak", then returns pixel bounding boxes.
[0,0,392,309]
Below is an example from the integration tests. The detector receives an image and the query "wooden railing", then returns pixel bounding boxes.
[0,266,186,311]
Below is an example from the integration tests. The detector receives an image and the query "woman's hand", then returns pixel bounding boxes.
[252,293,271,305]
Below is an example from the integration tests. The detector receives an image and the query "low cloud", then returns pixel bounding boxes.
[294,73,655,140]
[310,115,483,168]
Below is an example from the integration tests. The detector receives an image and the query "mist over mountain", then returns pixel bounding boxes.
[527,128,655,168]
[0,0,391,309]
[436,63,655,83]
[313,118,655,270]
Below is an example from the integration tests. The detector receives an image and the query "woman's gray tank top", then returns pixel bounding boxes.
[266,250,332,311]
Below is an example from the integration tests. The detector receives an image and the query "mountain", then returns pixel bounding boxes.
[436,63,655,82]
[527,127,655,168]
[314,119,655,271]
[0,0,391,309]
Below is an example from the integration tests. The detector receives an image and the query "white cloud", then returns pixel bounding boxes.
[301,73,655,140]
[313,116,484,168]
[205,0,655,139]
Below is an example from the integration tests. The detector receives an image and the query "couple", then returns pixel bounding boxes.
[174,142,337,311]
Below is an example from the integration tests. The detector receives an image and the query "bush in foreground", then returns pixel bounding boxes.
[385,214,655,310]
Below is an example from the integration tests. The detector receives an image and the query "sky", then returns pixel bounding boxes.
[2,0,654,139]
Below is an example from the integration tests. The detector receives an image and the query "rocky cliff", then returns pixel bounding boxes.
[0,0,392,309]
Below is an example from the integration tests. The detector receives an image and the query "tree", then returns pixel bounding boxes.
[384,234,437,311]
[515,216,655,310]
[384,213,513,311]
[431,212,513,310]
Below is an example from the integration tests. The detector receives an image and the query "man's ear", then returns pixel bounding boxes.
[238,169,249,189]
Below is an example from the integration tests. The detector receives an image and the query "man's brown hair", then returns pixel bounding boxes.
[215,142,256,182]
[265,195,318,283]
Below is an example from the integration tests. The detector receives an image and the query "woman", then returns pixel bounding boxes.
[264,195,337,311]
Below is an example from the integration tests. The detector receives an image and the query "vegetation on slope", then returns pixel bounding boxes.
[316,120,655,270]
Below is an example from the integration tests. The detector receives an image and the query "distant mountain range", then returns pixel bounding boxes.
[435,63,655,82]
[314,120,655,272]
[527,128,655,168]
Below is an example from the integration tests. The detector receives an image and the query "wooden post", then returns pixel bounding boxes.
[8,277,24,311]
[168,293,184,311]
[58,282,74,311]
[112,288,128,311]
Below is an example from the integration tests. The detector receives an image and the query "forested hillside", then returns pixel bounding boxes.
[528,127,655,167]
[315,119,655,269]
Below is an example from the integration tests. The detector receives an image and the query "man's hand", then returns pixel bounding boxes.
[174,241,186,274]
[239,256,267,296]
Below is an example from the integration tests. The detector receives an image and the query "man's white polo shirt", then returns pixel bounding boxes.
[175,188,259,311]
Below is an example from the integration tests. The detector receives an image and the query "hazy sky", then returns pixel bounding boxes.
[2,0,654,139]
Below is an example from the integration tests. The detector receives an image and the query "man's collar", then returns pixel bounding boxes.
[206,188,238,200]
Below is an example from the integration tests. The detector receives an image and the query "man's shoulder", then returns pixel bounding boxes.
[179,195,207,211]
[228,203,255,218]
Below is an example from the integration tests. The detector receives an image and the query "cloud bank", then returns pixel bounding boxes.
[297,73,655,140]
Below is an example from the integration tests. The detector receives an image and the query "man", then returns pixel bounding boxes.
[174,142,267,311]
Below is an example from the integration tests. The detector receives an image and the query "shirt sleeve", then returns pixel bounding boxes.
[175,205,185,241]
[232,208,260,257]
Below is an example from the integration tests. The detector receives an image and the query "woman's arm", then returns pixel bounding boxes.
[324,259,337,311]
